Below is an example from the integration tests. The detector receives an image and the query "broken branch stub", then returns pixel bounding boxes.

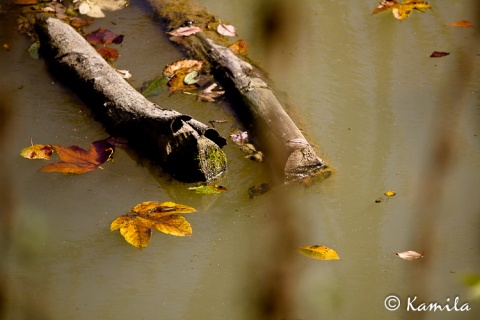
[35,16,226,182]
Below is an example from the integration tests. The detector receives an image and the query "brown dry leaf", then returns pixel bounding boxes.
[167,26,202,37]
[298,245,341,260]
[228,40,248,54]
[396,250,423,260]
[430,51,450,58]
[163,60,203,78]
[217,23,236,37]
[447,20,474,27]
[20,144,54,160]
[39,138,114,174]
[197,83,225,102]
[111,201,196,249]
[96,46,119,61]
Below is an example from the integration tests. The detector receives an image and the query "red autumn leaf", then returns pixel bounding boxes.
[96,46,119,61]
[86,28,124,45]
[447,20,474,27]
[39,138,114,174]
[430,51,450,58]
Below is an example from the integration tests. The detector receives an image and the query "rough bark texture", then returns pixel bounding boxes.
[35,16,226,182]
[150,0,329,182]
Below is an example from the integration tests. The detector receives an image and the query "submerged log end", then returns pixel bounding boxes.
[284,142,331,183]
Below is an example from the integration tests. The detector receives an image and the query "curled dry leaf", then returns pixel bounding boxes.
[430,51,450,58]
[197,83,225,102]
[111,201,196,249]
[20,144,54,160]
[217,23,236,37]
[188,185,228,195]
[447,20,474,27]
[228,40,248,54]
[298,245,341,261]
[396,250,423,260]
[167,26,202,37]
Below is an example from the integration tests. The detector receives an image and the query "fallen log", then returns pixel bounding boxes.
[150,0,330,182]
[34,15,227,182]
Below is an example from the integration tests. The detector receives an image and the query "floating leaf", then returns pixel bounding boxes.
[167,26,202,37]
[217,23,236,36]
[228,40,248,54]
[28,41,40,59]
[74,0,128,18]
[116,69,132,79]
[163,60,203,78]
[86,28,124,45]
[298,245,341,260]
[188,185,228,195]
[372,0,431,21]
[96,46,119,61]
[430,51,450,58]
[197,83,225,102]
[184,70,200,85]
[396,250,423,260]
[140,76,168,97]
[448,20,474,27]
[384,190,396,197]
[39,138,114,174]
[111,201,196,249]
[20,144,53,160]
[248,183,270,199]
[230,131,249,145]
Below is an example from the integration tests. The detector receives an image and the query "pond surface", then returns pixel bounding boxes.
[1,0,480,319]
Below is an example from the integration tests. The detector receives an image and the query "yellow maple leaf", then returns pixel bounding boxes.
[372,0,431,21]
[20,144,53,160]
[298,245,341,261]
[111,201,196,249]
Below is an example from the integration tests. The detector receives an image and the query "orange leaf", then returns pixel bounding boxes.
[96,46,119,62]
[448,20,474,27]
[39,138,114,174]
[228,40,248,54]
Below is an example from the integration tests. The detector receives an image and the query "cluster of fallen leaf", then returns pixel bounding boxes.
[139,59,226,101]
[85,27,124,62]
[372,0,474,58]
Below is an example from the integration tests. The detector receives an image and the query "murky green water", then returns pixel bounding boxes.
[1,0,480,319]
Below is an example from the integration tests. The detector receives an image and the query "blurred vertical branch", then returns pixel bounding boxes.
[0,93,14,318]
[250,1,304,319]
[411,1,480,314]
